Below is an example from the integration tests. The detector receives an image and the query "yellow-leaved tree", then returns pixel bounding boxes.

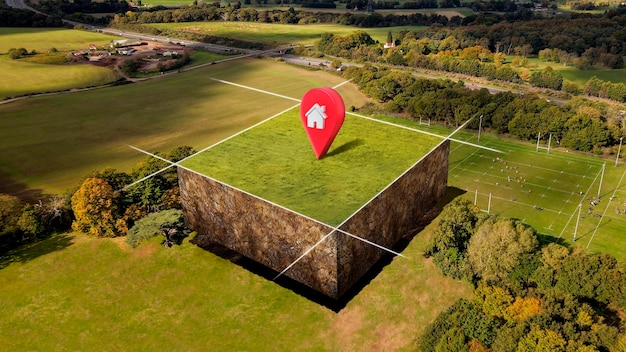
[71,178,124,237]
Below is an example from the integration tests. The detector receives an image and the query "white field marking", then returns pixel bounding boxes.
[586,167,626,248]
[210,77,352,102]
[331,78,354,89]
[453,167,573,194]
[474,154,592,178]
[336,229,405,257]
[469,189,565,215]
[336,117,477,228]
[120,103,300,192]
[558,164,603,238]
[209,77,301,102]
[347,111,504,154]
[273,230,336,281]
[449,133,475,154]
[128,146,407,279]
[449,146,482,173]
[121,78,354,192]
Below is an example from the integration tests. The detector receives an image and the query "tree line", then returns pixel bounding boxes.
[344,65,623,152]
[0,2,62,27]
[0,146,194,249]
[419,198,626,351]
[316,30,626,104]
[105,2,454,27]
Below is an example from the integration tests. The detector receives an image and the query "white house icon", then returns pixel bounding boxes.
[305,103,327,130]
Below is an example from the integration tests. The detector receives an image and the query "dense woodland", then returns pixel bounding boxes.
[0,2,62,27]
[420,198,626,351]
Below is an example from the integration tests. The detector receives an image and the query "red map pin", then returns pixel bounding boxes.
[300,87,345,159]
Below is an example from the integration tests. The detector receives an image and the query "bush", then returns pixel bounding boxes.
[0,194,23,244]
[125,209,186,248]
[8,48,27,59]
[18,204,47,239]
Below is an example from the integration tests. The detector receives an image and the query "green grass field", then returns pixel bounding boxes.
[0,57,370,195]
[0,222,471,351]
[182,109,441,225]
[443,129,626,260]
[147,22,427,45]
[0,28,123,99]
[513,57,626,86]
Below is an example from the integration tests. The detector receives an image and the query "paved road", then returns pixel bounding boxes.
[6,0,45,14]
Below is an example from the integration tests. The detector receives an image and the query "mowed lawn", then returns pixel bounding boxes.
[443,128,626,261]
[0,28,122,99]
[0,223,472,351]
[182,109,442,225]
[147,22,427,45]
[0,57,370,195]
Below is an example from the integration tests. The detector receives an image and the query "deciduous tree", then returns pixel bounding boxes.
[71,178,121,237]
[466,217,538,283]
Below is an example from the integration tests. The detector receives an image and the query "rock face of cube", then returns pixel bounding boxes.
[179,140,449,299]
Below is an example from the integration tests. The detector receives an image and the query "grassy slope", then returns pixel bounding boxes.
[147,22,427,45]
[0,225,471,351]
[182,110,441,225]
[0,28,123,99]
[0,58,370,195]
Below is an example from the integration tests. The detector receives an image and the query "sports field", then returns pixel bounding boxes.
[445,130,626,260]
[0,28,122,99]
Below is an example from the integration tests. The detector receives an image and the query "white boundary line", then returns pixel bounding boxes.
[127,145,407,274]
[124,77,497,281]
[209,77,301,102]
[346,111,504,154]
[120,103,300,192]
[586,167,626,248]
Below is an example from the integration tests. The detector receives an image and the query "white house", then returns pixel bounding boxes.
[305,103,327,130]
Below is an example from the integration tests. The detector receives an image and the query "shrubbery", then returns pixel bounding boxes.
[125,209,187,248]
[8,48,27,60]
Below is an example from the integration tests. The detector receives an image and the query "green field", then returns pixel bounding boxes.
[0,219,471,351]
[182,109,441,225]
[0,58,370,195]
[443,129,626,260]
[514,57,626,86]
[0,28,123,99]
[147,22,427,45]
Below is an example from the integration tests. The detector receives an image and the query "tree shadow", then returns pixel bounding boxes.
[324,138,365,158]
[536,233,570,248]
[0,170,45,203]
[194,186,468,312]
[0,234,75,270]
